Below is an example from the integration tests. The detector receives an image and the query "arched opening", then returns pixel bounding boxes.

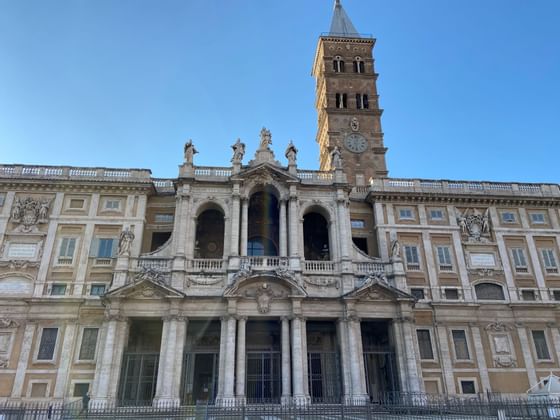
[195,208,225,258]
[475,282,505,300]
[247,191,279,256]
[303,212,330,260]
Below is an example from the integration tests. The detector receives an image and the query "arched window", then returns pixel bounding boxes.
[303,212,330,260]
[247,191,279,256]
[195,209,225,258]
[475,283,505,300]
[353,56,365,73]
[333,56,345,73]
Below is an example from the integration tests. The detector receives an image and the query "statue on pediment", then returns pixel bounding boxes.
[285,141,298,165]
[183,139,198,164]
[231,138,246,164]
[259,127,272,150]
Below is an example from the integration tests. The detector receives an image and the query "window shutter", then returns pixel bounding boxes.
[67,238,76,258]
[89,238,99,257]
[111,238,118,257]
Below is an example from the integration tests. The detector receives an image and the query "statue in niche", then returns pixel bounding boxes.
[259,127,272,149]
[183,139,198,164]
[330,146,343,169]
[285,141,298,165]
[118,227,135,256]
[231,138,246,164]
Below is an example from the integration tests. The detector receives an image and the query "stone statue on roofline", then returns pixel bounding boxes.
[183,139,198,165]
[285,141,298,165]
[259,127,272,150]
[231,138,246,164]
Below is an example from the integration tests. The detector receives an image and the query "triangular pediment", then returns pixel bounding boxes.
[344,276,413,302]
[105,277,185,300]
[236,163,298,183]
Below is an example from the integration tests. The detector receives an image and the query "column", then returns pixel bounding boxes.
[516,323,538,387]
[336,194,350,261]
[347,317,368,403]
[230,194,240,256]
[11,323,36,397]
[422,231,440,301]
[436,324,457,394]
[216,317,228,400]
[525,234,548,300]
[470,325,491,392]
[288,196,299,257]
[452,230,473,301]
[154,316,188,406]
[291,316,308,404]
[219,316,237,404]
[495,231,518,301]
[279,199,288,257]
[281,317,292,404]
[90,316,129,406]
[53,324,77,398]
[235,316,247,402]
[337,318,353,402]
[240,198,249,257]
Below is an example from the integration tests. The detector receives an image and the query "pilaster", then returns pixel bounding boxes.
[11,323,36,397]
[281,316,292,404]
[53,324,77,398]
[235,316,247,402]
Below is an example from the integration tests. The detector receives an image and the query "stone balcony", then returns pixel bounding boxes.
[0,164,152,183]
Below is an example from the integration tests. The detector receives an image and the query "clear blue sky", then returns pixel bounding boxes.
[1,0,559,183]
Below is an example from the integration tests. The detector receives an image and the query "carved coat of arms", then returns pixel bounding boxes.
[10,197,51,233]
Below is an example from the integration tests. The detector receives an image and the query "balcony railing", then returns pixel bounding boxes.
[137,258,172,271]
[241,256,288,270]
[188,258,224,271]
[353,261,386,274]
[304,260,337,272]
[194,166,232,179]
[0,164,152,183]
[297,170,334,184]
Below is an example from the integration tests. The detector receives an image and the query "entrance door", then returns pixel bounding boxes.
[308,351,342,403]
[246,351,281,403]
[363,351,399,401]
[118,353,159,405]
[181,352,219,405]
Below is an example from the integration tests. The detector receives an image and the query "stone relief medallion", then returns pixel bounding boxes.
[255,283,274,313]
[10,197,51,233]
[241,282,288,314]
[303,276,339,288]
[187,276,223,287]
[134,266,166,285]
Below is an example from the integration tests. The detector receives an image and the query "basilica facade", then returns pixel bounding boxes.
[1,1,559,406]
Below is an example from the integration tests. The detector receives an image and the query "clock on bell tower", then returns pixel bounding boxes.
[312,0,388,185]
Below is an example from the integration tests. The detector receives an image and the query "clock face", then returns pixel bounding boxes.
[344,133,367,153]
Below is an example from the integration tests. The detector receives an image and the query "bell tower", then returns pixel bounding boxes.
[312,0,388,185]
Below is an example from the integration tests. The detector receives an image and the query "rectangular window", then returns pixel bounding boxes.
[430,209,444,221]
[356,94,369,109]
[530,212,546,224]
[90,284,106,296]
[511,248,528,272]
[7,243,37,259]
[532,330,551,360]
[68,199,85,209]
[335,93,347,109]
[104,199,121,210]
[50,284,67,296]
[416,329,434,360]
[73,383,90,398]
[436,246,453,271]
[37,328,58,360]
[0,193,5,207]
[541,249,558,274]
[404,245,420,270]
[97,238,115,258]
[57,237,76,264]
[353,60,364,73]
[399,208,414,220]
[444,288,459,300]
[155,213,174,223]
[350,219,365,229]
[501,212,516,223]
[30,382,48,398]
[460,380,476,394]
[553,290,560,301]
[521,290,536,301]
[452,330,470,360]
[411,288,425,300]
[78,328,99,361]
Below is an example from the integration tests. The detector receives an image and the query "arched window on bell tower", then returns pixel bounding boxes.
[353,56,365,73]
[333,55,345,73]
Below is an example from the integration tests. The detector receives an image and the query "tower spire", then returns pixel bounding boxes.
[329,0,360,37]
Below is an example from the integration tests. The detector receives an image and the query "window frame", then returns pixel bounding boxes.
[510,247,529,274]
[429,208,445,222]
[451,329,472,362]
[474,282,506,301]
[27,380,51,399]
[458,378,478,395]
[403,244,421,271]
[540,248,559,275]
[76,327,100,363]
[34,327,59,363]
[102,198,122,212]
[49,283,67,296]
[529,211,547,225]
[435,245,454,272]
[89,283,107,296]
[56,236,79,265]
[410,287,426,301]
[416,328,436,361]
[398,208,415,221]
[531,330,552,362]
[443,287,460,300]
[71,381,91,398]
[501,211,517,224]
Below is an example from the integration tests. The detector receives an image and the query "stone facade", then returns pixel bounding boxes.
[0,1,559,406]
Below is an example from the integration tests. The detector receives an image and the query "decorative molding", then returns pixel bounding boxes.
[457,207,491,243]
[484,322,512,332]
[303,276,339,288]
[0,319,20,328]
[10,197,52,233]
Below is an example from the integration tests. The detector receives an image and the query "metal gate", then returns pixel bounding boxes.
[308,352,342,403]
[180,352,219,405]
[363,351,399,401]
[118,352,159,406]
[246,351,281,403]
